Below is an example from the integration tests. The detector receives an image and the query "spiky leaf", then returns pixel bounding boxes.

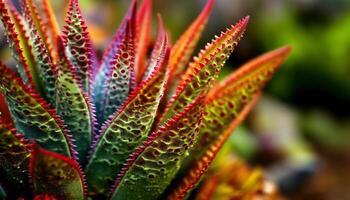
[110,96,204,200]
[166,94,261,200]
[55,38,96,164]
[159,16,249,125]
[20,0,57,105]
[85,48,169,196]
[167,0,215,92]
[63,0,97,92]
[92,1,137,114]
[196,46,292,157]
[32,0,60,62]
[96,21,135,123]
[142,16,168,80]
[0,62,73,157]
[135,0,152,82]
[0,0,40,90]
[30,144,86,199]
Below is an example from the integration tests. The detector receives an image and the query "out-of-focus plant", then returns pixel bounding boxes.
[0,0,290,199]
[195,156,285,200]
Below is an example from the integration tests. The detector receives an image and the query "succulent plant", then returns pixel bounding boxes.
[0,0,291,199]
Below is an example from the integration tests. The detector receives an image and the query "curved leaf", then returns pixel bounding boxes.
[159,16,249,125]
[135,0,152,83]
[196,46,292,157]
[92,1,137,124]
[21,0,57,105]
[167,0,215,93]
[55,38,96,164]
[85,48,169,196]
[33,0,60,62]
[110,96,204,200]
[165,94,261,200]
[142,15,168,81]
[0,0,40,89]
[63,0,97,92]
[0,62,74,158]
[30,144,86,200]
[96,21,135,124]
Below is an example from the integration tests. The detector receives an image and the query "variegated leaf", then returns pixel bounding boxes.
[197,46,292,154]
[159,16,249,125]
[33,0,60,62]
[142,15,168,81]
[30,144,86,200]
[63,0,97,92]
[0,61,74,158]
[92,1,137,124]
[135,0,152,83]
[20,0,57,105]
[166,46,291,199]
[166,94,261,200]
[0,0,41,90]
[85,48,169,196]
[55,38,96,165]
[110,96,204,200]
[167,0,215,94]
[96,21,135,124]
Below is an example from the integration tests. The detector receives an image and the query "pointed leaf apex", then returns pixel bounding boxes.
[276,45,293,55]
[157,13,165,30]
[203,0,215,16]
[236,15,250,33]
[129,0,138,19]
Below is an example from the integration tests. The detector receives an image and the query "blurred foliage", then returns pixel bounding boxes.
[252,3,350,116]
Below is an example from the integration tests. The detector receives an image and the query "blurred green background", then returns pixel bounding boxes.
[2,0,350,199]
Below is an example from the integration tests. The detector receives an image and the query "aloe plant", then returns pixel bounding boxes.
[0,0,291,199]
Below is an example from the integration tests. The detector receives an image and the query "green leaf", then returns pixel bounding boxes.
[96,21,136,124]
[0,121,31,197]
[0,0,41,91]
[20,0,57,105]
[167,0,215,94]
[55,38,96,165]
[198,46,292,154]
[159,16,249,125]
[0,62,74,158]
[110,96,204,200]
[32,0,60,62]
[142,15,168,80]
[63,0,97,92]
[85,47,169,196]
[92,1,137,125]
[166,94,261,200]
[166,46,292,199]
[30,144,86,200]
